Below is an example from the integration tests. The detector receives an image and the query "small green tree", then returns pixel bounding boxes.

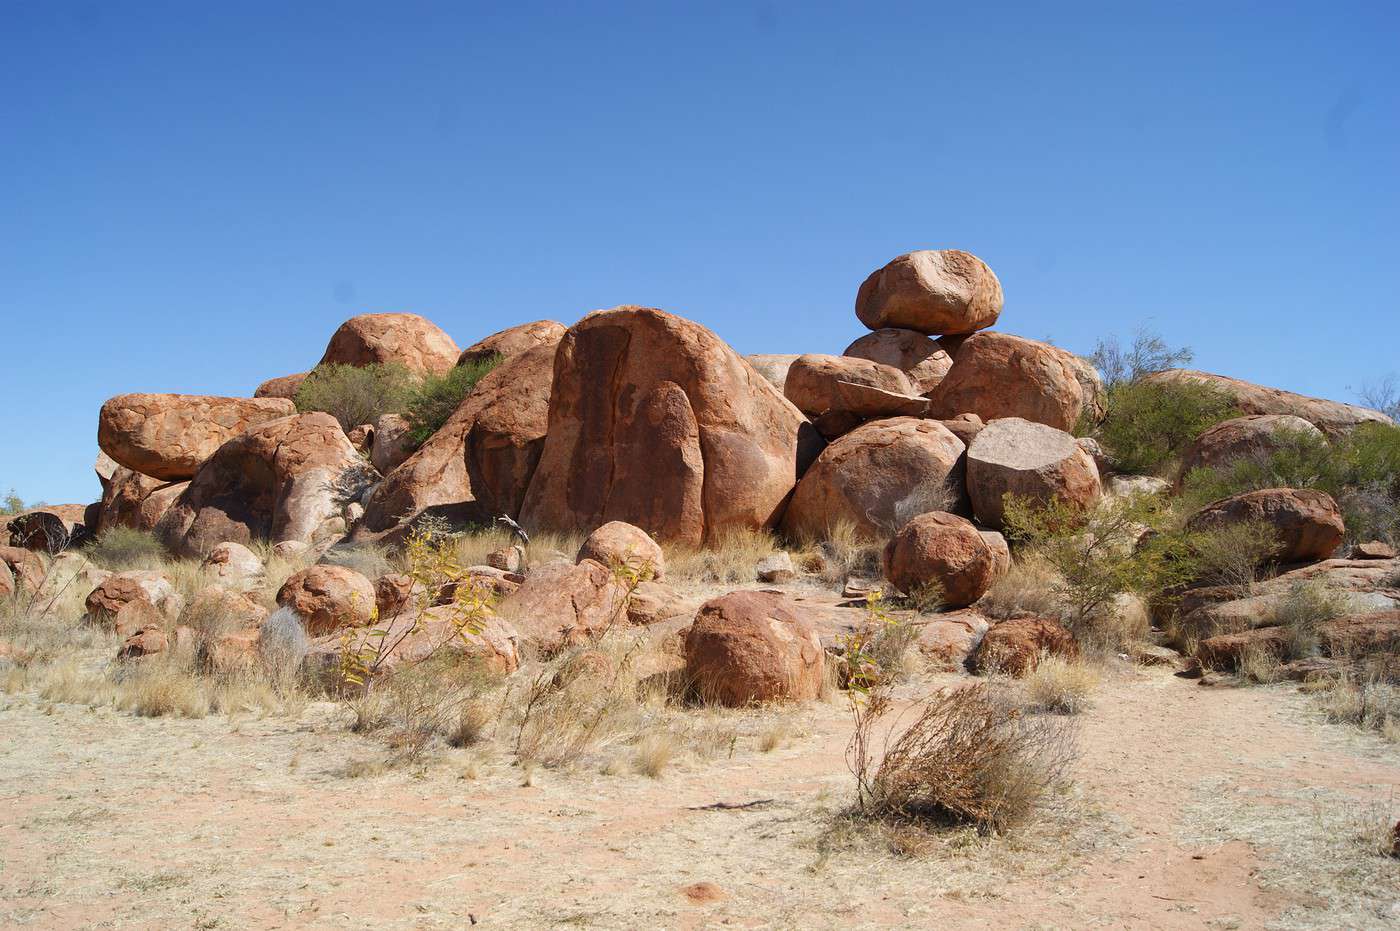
[404,354,503,448]
[1,489,26,515]
[1094,379,1238,476]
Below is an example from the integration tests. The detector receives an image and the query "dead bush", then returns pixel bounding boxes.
[848,681,1077,834]
[1023,654,1100,714]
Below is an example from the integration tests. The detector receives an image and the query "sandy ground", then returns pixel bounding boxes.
[3,663,1399,930]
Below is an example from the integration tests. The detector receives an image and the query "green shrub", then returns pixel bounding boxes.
[293,363,416,432]
[1,489,38,516]
[404,354,503,448]
[1093,379,1238,476]
[1182,422,1400,545]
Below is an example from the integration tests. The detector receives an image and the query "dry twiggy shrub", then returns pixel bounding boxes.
[848,681,1077,834]
[661,527,779,586]
[1023,654,1100,714]
[631,733,678,778]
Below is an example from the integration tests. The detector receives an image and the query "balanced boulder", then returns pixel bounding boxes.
[855,250,1003,335]
[318,312,460,376]
[883,511,1000,608]
[782,417,968,541]
[576,521,665,580]
[1180,414,1325,478]
[276,565,376,636]
[99,394,295,481]
[928,333,1095,432]
[156,412,360,557]
[520,306,823,545]
[842,328,953,394]
[966,417,1102,529]
[1187,488,1344,563]
[458,320,567,368]
[683,591,826,706]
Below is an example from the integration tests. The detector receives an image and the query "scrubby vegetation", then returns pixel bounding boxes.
[403,353,502,447]
[293,362,417,432]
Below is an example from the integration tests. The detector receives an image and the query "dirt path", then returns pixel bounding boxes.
[3,664,1398,929]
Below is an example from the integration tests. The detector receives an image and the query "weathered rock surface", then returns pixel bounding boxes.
[684,591,825,706]
[276,565,376,636]
[883,511,999,608]
[782,417,967,541]
[1187,488,1344,563]
[576,521,665,580]
[1180,414,1325,478]
[915,610,992,670]
[357,342,558,538]
[157,413,360,557]
[1198,610,1400,670]
[318,312,460,376]
[370,413,414,475]
[1355,542,1398,560]
[842,328,954,394]
[495,559,630,654]
[201,542,264,589]
[84,570,183,629]
[744,354,801,393]
[855,250,1003,335]
[928,333,1095,431]
[966,417,1102,529]
[1141,369,1394,438]
[520,306,823,545]
[306,607,520,679]
[254,372,308,400]
[756,552,797,584]
[784,354,927,436]
[99,394,295,481]
[968,617,1079,676]
[0,547,47,596]
[458,320,567,368]
[98,468,188,533]
[938,413,985,447]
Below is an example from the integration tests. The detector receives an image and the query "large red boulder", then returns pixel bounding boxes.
[883,511,999,608]
[276,565,376,636]
[928,332,1096,431]
[1180,414,1325,478]
[1187,488,1345,563]
[966,417,1102,529]
[842,328,954,394]
[318,312,460,376]
[784,354,927,437]
[855,250,1003,336]
[356,341,559,538]
[458,320,567,367]
[683,591,826,706]
[968,617,1079,676]
[520,307,823,545]
[156,412,360,557]
[1142,369,1394,438]
[99,394,296,481]
[781,417,967,541]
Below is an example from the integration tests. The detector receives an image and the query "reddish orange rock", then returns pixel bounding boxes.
[318,312,460,376]
[684,591,826,706]
[99,393,296,481]
[855,250,1003,336]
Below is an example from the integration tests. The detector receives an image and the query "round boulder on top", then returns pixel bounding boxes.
[1186,488,1345,564]
[519,306,823,546]
[683,591,826,706]
[966,417,1102,529]
[927,332,1096,432]
[855,250,1003,336]
[276,564,377,636]
[576,521,666,580]
[842,328,954,395]
[318,312,460,376]
[782,417,968,541]
[883,511,1000,608]
[1180,414,1325,479]
[98,394,296,482]
[458,320,567,368]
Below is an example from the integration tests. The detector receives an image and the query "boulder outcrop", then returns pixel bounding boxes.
[99,394,296,481]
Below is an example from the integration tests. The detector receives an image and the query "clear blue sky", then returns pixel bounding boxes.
[3,1,1397,505]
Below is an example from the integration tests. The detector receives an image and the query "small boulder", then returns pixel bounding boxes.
[842,328,953,394]
[1187,488,1344,564]
[683,591,826,705]
[458,320,567,367]
[968,617,1079,676]
[1180,414,1325,479]
[84,570,183,629]
[855,250,1003,335]
[346,424,374,453]
[307,607,520,679]
[1355,542,1398,561]
[979,530,1011,581]
[0,546,48,596]
[928,332,1095,431]
[939,413,985,447]
[275,565,376,636]
[756,552,797,584]
[495,559,630,654]
[966,417,1102,529]
[318,312,460,376]
[116,625,168,661]
[915,610,992,670]
[373,572,415,619]
[254,372,309,400]
[486,545,525,573]
[883,511,1000,608]
[201,542,264,589]
[98,393,296,481]
[782,417,968,541]
[626,579,692,626]
[576,521,665,580]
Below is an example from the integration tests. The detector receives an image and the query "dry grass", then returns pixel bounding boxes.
[1023,654,1100,714]
[662,527,780,586]
[631,733,678,778]
[1270,579,1348,660]
[849,681,1077,834]
[1076,593,1151,655]
[448,527,586,572]
[976,555,1064,621]
[1315,672,1400,741]
[1237,643,1286,684]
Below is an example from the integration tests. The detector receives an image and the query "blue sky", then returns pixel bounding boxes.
[2,1,1397,505]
